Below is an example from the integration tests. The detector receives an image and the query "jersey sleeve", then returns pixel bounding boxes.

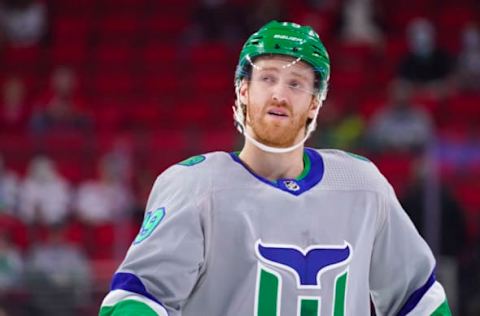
[369,182,452,316]
[99,166,211,316]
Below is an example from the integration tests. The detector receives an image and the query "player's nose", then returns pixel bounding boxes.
[271,82,288,104]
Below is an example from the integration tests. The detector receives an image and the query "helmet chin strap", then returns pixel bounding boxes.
[243,126,310,154]
[233,86,325,154]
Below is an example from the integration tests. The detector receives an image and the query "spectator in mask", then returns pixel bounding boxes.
[454,23,480,93]
[0,0,46,46]
[398,18,453,87]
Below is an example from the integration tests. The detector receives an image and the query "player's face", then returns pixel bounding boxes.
[239,55,318,148]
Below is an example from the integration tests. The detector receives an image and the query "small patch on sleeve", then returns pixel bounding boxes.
[134,207,166,244]
[346,152,371,162]
[177,155,206,166]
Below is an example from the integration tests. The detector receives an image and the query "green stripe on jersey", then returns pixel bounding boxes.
[431,300,452,316]
[296,151,311,181]
[99,300,158,316]
[300,298,319,316]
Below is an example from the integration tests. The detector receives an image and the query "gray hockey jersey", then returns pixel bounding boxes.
[100,148,451,316]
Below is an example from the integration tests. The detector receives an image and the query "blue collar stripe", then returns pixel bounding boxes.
[229,148,324,196]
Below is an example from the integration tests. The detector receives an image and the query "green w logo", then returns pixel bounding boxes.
[254,240,352,316]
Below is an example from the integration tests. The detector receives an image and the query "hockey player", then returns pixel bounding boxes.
[100,21,451,315]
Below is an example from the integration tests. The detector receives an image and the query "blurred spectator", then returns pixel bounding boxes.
[337,0,384,46]
[30,66,90,133]
[401,158,467,314]
[313,97,365,151]
[0,76,29,133]
[398,18,453,88]
[0,232,23,293]
[305,0,337,10]
[25,224,91,315]
[74,154,134,224]
[401,161,467,258]
[105,137,134,185]
[0,155,18,215]
[0,0,47,46]
[186,0,248,44]
[454,24,480,94]
[246,0,286,34]
[332,110,365,150]
[366,80,433,153]
[18,156,71,225]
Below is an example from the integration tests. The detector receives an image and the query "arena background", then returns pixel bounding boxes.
[0,0,479,315]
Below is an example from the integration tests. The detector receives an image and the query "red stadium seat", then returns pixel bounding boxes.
[173,101,212,130]
[411,90,440,115]
[92,100,124,132]
[145,129,192,172]
[188,42,233,66]
[49,0,96,13]
[200,129,237,153]
[37,131,91,182]
[63,218,89,247]
[91,71,136,97]
[329,69,366,94]
[93,43,137,69]
[359,94,387,120]
[373,153,415,197]
[98,0,142,7]
[51,43,89,66]
[190,68,231,95]
[2,45,44,71]
[88,223,115,260]
[53,16,91,45]
[435,5,475,54]
[0,214,29,252]
[386,7,429,35]
[142,14,189,42]
[292,9,336,43]
[455,181,480,240]
[140,43,179,71]
[0,134,35,175]
[150,129,189,152]
[139,72,182,97]
[383,36,409,66]
[448,94,480,124]
[97,14,141,42]
[123,101,164,130]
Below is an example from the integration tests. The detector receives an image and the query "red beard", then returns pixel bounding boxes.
[246,100,309,148]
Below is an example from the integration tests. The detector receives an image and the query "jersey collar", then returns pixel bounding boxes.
[229,148,324,196]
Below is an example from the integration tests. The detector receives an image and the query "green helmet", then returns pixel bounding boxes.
[235,20,330,95]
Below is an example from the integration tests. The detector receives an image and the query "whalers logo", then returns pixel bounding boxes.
[254,240,352,316]
[134,207,166,244]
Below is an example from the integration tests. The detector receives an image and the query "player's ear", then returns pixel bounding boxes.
[308,97,320,119]
[239,79,249,105]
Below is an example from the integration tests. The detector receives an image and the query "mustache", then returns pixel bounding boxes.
[265,100,291,110]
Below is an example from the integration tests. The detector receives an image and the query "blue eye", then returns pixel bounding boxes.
[289,81,301,89]
[262,75,274,82]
